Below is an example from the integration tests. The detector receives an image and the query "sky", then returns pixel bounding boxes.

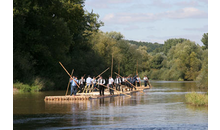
[84,0,208,45]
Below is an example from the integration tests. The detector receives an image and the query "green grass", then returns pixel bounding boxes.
[185,92,208,106]
[13,78,44,92]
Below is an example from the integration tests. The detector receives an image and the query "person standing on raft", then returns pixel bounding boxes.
[98,76,105,96]
[136,75,141,87]
[92,76,97,91]
[79,76,85,92]
[108,76,114,95]
[70,76,79,96]
[86,75,92,87]
[115,75,121,91]
[143,75,149,87]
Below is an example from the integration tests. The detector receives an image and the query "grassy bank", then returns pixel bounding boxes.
[13,78,44,92]
[185,92,208,106]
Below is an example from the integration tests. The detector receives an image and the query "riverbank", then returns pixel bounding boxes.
[185,92,208,106]
[13,80,43,92]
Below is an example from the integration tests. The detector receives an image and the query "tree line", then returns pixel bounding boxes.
[13,0,208,90]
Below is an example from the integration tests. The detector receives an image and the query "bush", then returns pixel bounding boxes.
[13,78,45,92]
[13,82,31,92]
[185,92,208,106]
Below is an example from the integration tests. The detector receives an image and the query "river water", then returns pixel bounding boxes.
[13,81,208,129]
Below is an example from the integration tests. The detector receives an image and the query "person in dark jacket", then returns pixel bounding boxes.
[98,76,106,96]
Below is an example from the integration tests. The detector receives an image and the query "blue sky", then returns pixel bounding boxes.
[84,0,208,45]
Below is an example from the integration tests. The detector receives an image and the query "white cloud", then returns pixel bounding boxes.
[105,0,134,4]
[103,14,115,21]
[163,7,207,19]
[174,1,200,7]
[150,0,172,8]
[85,0,134,9]
[102,7,207,24]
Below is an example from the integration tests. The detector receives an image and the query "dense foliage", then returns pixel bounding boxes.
[13,0,208,90]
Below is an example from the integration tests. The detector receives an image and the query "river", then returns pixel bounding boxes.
[13,81,208,129]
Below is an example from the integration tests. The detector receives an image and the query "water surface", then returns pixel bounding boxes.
[13,81,208,129]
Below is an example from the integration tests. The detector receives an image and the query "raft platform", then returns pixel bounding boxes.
[44,85,150,101]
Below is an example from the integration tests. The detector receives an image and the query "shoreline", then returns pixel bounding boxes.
[13,87,19,93]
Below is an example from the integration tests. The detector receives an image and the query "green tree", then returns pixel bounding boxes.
[13,0,104,90]
[106,31,124,41]
[196,49,208,87]
[150,53,164,69]
[166,40,202,81]
[201,33,208,50]
[163,38,188,55]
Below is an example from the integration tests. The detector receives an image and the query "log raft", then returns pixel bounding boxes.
[44,85,150,101]
[44,95,90,101]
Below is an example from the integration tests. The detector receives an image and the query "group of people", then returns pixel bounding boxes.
[69,75,149,96]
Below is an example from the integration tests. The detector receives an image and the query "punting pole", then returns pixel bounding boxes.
[101,84,131,97]
[59,62,80,88]
[65,69,74,96]
[114,72,137,89]
[96,67,110,78]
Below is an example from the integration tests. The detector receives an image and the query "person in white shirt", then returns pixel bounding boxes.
[86,75,92,87]
[108,76,114,95]
[98,76,106,96]
[136,75,141,87]
[143,75,148,87]
[115,76,121,91]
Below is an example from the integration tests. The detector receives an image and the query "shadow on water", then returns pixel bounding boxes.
[13,81,208,129]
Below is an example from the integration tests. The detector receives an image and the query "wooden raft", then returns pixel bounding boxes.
[44,95,90,101]
[44,85,150,101]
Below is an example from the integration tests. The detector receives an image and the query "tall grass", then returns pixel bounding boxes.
[185,92,208,106]
[13,78,44,92]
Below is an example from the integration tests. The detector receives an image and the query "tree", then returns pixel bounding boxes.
[106,31,124,41]
[201,33,208,50]
[166,40,202,81]
[150,53,164,69]
[196,49,208,87]
[13,0,104,90]
[185,52,202,80]
[163,38,188,55]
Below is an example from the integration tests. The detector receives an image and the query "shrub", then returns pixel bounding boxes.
[185,92,208,106]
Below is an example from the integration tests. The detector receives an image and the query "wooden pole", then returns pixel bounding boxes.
[118,62,120,75]
[101,84,131,97]
[59,62,80,88]
[111,53,113,77]
[59,62,71,77]
[96,67,110,78]
[114,72,137,89]
[65,69,74,96]
[148,80,153,88]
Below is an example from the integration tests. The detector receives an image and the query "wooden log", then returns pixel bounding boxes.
[114,72,137,89]
[101,84,131,97]
[65,69,74,96]
[96,67,110,78]
[59,62,80,88]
